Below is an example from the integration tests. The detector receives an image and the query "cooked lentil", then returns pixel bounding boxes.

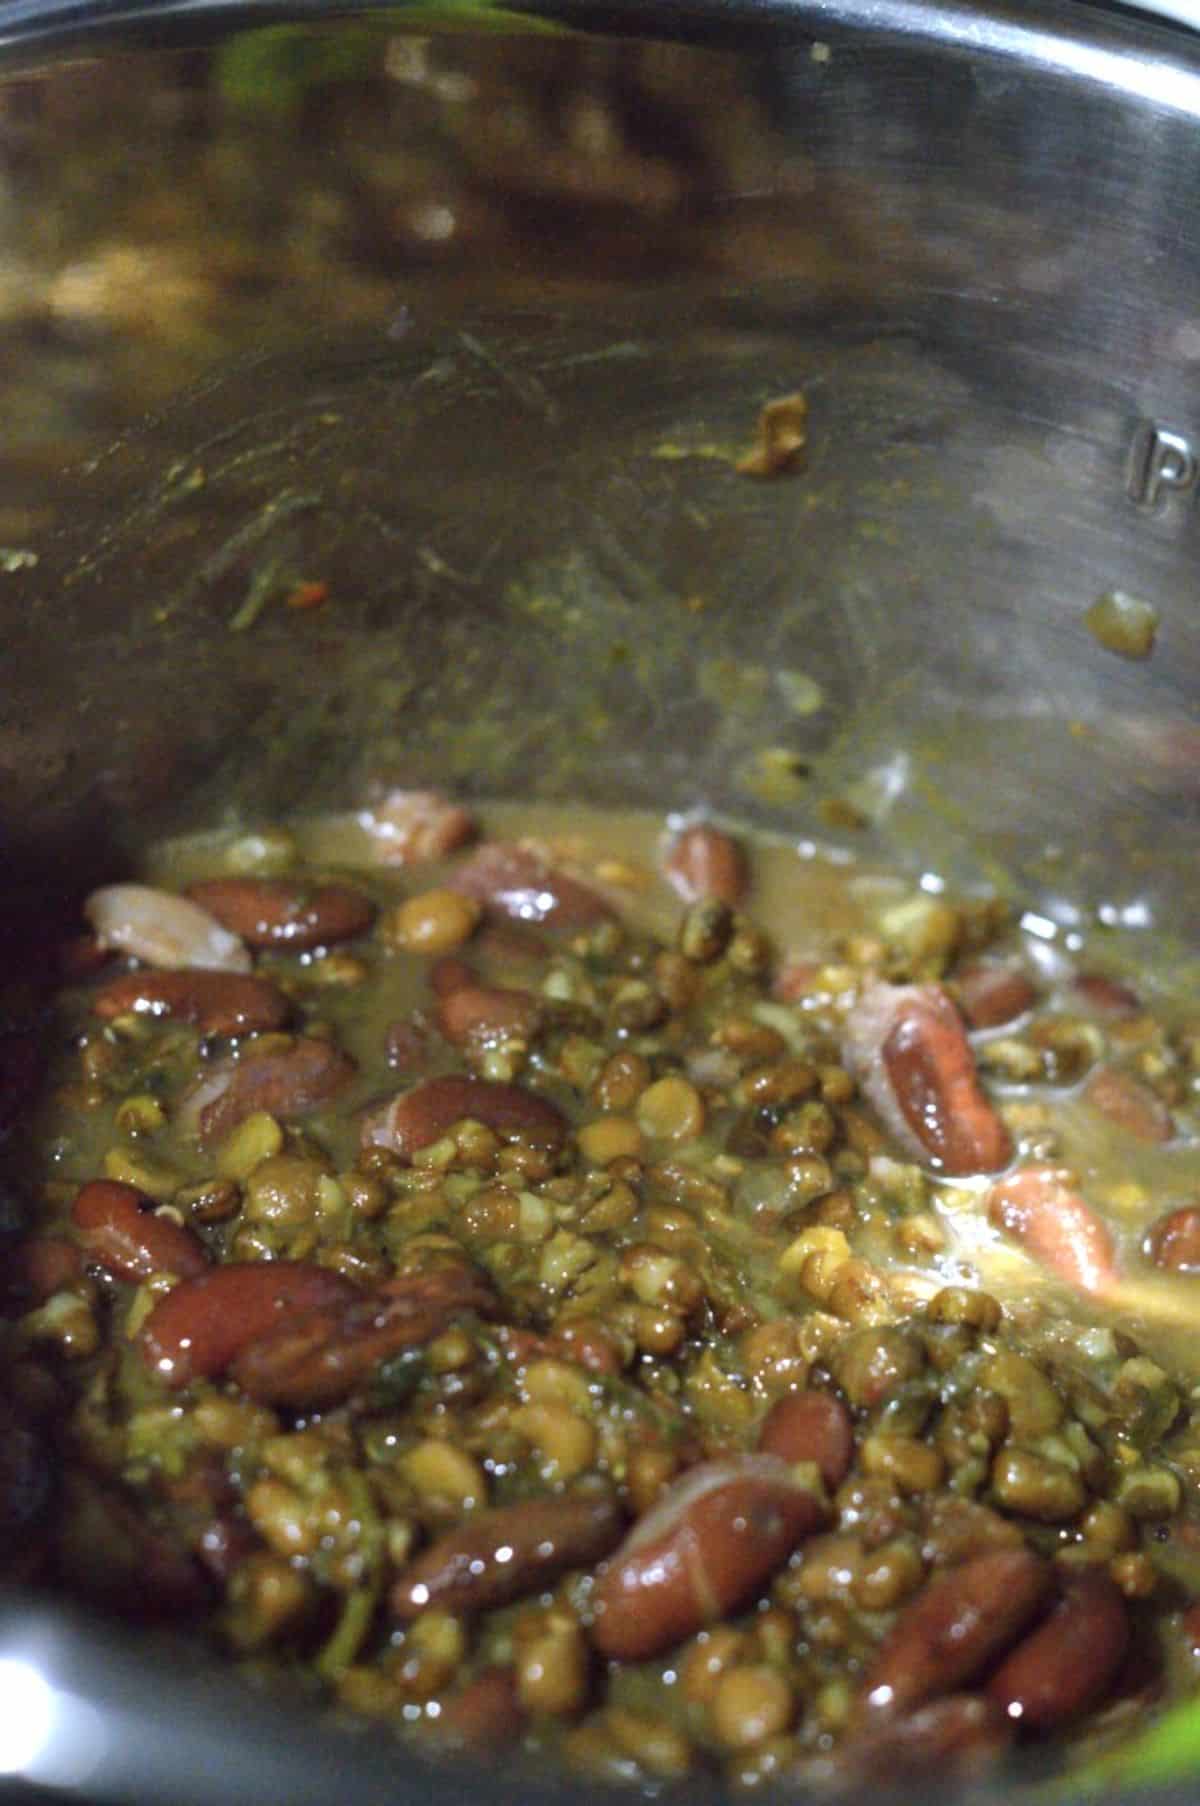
[3,800,1199,1790]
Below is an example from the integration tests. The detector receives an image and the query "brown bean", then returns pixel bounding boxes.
[844,1695,1010,1784]
[858,1548,1052,1720]
[1084,1066,1174,1144]
[93,971,290,1038]
[956,964,1036,1030]
[843,981,1011,1175]
[139,1261,358,1387]
[186,878,374,951]
[181,1036,356,1147]
[591,1455,827,1661]
[392,1490,625,1619]
[437,984,541,1048]
[426,1666,527,1753]
[1071,973,1142,1018]
[448,843,612,933]
[231,1263,497,1408]
[986,1571,1128,1731]
[1145,1205,1200,1273]
[360,788,476,864]
[72,1179,209,1284]
[986,1166,1116,1297]
[758,1391,854,1490]
[361,1074,566,1161]
[663,824,748,907]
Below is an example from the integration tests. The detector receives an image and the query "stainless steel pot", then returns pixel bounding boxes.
[1,0,1198,1799]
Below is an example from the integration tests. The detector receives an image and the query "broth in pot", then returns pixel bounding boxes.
[5,796,1199,1792]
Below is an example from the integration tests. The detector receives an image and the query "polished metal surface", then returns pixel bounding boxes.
[0,0,1198,1800]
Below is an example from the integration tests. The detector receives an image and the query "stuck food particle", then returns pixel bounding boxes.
[737,392,808,477]
[285,580,329,611]
[1084,590,1159,660]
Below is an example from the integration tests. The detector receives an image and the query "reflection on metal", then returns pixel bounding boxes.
[1128,421,1198,507]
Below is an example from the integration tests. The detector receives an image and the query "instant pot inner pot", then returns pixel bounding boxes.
[0,2,1198,1802]
[3,4,1197,955]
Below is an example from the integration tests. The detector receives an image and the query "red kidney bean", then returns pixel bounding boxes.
[1070,972,1142,1018]
[181,1035,356,1146]
[231,1263,498,1408]
[72,1180,209,1284]
[758,1390,854,1490]
[956,964,1036,1030]
[360,788,476,864]
[986,1166,1116,1297]
[663,823,748,907]
[437,983,542,1048]
[92,970,290,1038]
[591,1454,828,1661]
[139,1261,358,1387]
[391,1490,625,1619]
[843,981,1011,1175]
[1145,1205,1200,1274]
[1084,1066,1174,1143]
[85,883,251,974]
[431,956,474,998]
[475,921,551,968]
[448,843,612,933]
[186,878,374,950]
[361,1074,566,1160]
[426,1667,527,1753]
[858,1548,1051,1721]
[4,1234,83,1308]
[845,1695,1010,1784]
[986,1571,1129,1731]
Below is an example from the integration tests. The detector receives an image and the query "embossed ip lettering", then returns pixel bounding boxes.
[1128,421,1198,507]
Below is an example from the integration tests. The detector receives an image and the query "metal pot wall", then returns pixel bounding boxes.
[0,0,1197,1800]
